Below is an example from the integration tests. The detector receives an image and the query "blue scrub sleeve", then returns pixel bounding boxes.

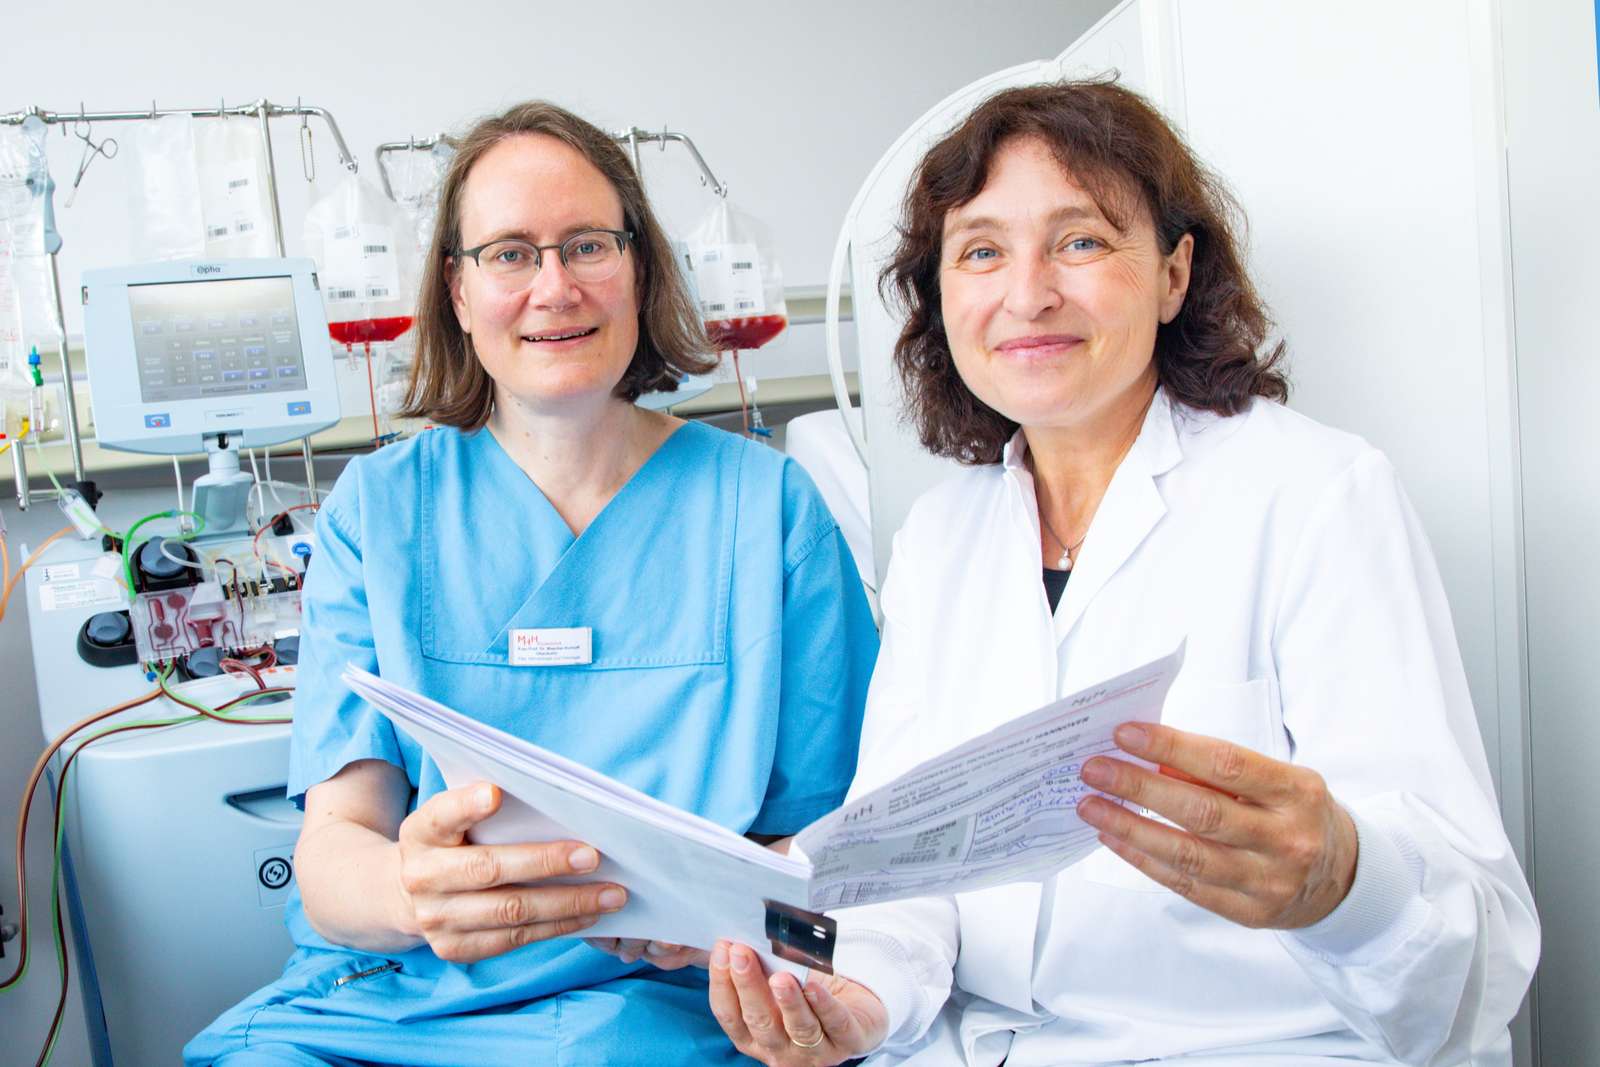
[285,469,406,808]
[748,485,877,836]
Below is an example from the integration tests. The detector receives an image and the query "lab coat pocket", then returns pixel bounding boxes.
[1081,678,1277,893]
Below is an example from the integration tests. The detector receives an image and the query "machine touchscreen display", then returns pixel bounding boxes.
[128,277,307,404]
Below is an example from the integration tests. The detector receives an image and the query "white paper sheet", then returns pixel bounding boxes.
[342,643,1182,968]
[342,668,814,966]
[795,644,1184,909]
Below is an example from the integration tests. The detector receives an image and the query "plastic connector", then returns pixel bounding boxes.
[27,346,43,388]
[58,488,103,540]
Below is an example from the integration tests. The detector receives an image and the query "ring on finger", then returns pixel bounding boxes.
[791,1031,825,1049]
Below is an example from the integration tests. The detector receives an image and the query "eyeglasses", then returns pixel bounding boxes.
[454,228,634,286]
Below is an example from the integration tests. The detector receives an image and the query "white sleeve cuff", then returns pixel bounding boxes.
[1285,807,1426,964]
[829,926,924,1049]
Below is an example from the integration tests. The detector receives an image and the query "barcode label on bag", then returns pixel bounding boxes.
[363,244,388,254]
[692,242,765,318]
[207,225,230,238]
[329,288,359,301]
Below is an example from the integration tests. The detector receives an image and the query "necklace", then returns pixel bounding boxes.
[1029,389,1158,572]
[1038,512,1087,571]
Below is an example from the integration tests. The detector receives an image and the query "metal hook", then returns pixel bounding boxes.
[298,97,316,183]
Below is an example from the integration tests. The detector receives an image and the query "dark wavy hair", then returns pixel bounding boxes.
[882,78,1289,464]
[402,101,715,428]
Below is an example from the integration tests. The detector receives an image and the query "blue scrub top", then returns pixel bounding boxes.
[187,421,877,1066]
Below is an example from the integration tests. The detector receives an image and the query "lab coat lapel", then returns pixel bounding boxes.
[1051,391,1183,646]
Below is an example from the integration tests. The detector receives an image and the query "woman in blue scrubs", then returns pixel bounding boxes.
[186,101,877,1066]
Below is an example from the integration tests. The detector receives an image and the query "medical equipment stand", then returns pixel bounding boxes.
[373,126,729,201]
[0,99,363,511]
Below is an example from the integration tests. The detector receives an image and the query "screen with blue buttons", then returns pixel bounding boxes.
[129,276,307,404]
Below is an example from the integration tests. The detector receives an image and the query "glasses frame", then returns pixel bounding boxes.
[453,228,635,283]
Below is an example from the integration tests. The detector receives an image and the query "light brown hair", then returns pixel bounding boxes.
[883,78,1289,464]
[401,101,715,427]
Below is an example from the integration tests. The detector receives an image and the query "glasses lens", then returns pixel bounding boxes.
[562,230,624,282]
[478,240,540,279]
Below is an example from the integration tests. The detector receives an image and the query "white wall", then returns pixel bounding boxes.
[5,0,1113,338]
[1499,1,1600,1062]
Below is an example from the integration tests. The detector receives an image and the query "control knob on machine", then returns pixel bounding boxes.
[136,537,199,593]
[178,646,226,681]
[76,610,138,668]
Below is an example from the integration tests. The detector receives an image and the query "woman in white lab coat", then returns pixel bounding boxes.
[702,80,1540,1067]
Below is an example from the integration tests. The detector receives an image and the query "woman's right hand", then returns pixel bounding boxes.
[395,782,627,963]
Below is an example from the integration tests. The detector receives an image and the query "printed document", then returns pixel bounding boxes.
[342,643,1182,970]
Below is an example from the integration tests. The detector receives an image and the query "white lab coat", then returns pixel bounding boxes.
[830,390,1539,1067]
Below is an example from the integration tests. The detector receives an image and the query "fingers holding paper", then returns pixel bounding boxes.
[584,937,710,970]
[396,782,627,963]
[708,940,886,1065]
[1076,723,1359,931]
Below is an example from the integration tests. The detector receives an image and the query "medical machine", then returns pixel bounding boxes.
[81,257,339,538]
[13,258,342,1064]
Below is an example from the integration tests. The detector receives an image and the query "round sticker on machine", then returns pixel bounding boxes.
[258,856,293,890]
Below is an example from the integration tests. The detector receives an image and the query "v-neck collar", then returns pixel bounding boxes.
[419,421,734,668]
[476,418,697,551]
[1003,389,1185,646]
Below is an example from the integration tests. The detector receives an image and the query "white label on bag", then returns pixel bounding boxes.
[693,242,765,319]
[325,224,400,306]
[509,627,593,666]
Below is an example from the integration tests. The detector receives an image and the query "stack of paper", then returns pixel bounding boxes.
[342,643,1181,973]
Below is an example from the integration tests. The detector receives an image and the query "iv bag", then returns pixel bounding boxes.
[382,141,453,258]
[125,114,206,261]
[0,121,49,406]
[194,116,276,257]
[303,173,421,346]
[684,199,788,351]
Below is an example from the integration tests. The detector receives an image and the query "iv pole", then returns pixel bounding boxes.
[372,126,729,201]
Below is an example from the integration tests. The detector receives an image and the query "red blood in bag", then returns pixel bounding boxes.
[705,314,786,351]
[328,316,415,346]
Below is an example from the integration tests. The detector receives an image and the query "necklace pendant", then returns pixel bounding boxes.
[1058,551,1073,571]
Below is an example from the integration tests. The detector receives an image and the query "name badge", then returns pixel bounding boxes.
[509,627,593,667]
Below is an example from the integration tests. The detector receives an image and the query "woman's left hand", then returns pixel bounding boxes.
[708,940,887,1066]
[584,938,708,970]
[1077,722,1359,930]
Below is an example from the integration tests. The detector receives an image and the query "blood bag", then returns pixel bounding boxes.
[685,200,788,351]
[303,173,421,348]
